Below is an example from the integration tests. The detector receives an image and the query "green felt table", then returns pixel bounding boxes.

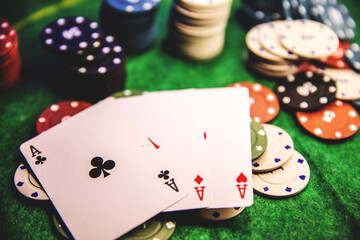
[1,0,360,239]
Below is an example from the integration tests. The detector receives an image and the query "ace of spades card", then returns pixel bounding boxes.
[20,98,189,240]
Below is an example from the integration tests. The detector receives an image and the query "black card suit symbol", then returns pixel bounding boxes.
[35,156,46,165]
[158,170,170,180]
[89,157,115,179]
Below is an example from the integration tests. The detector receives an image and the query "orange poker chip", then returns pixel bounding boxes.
[296,100,359,140]
[229,82,280,123]
[36,101,92,134]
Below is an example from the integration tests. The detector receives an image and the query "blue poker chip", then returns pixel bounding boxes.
[242,5,282,25]
[297,0,310,19]
[345,43,360,73]
[351,99,360,109]
[282,0,293,20]
[104,0,161,14]
[311,0,356,40]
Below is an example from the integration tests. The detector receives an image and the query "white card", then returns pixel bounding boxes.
[196,87,254,208]
[111,89,212,211]
[20,98,189,240]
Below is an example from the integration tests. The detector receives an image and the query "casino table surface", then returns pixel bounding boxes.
[1,0,360,239]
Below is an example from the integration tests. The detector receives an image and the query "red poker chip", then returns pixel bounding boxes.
[36,101,92,134]
[229,82,280,123]
[318,41,351,69]
[296,100,359,140]
[296,61,319,73]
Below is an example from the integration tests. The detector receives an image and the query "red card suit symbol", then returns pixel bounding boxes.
[194,175,205,201]
[236,172,247,199]
[148,137,160,149]
[236,172,247,183]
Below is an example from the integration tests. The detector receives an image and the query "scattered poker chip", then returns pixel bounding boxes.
[250,119,268,160]
[253,150,310,198]
[252,124,294,173]
[296,100,359,140]
[36,101,91,134]
[120,220,176,240]
[112,89,144,98]
[345,43,360,73]
[40,16,102,57]
[280,19,339,59]
[275,71,337,111]
[311,0,356,40]
[259,20,299,60]
[229,82,280,123]
[14,163,49,200]
[318,41,351,69]
[319,68,360,100]
[197,207,245,221]
[53,215,69,239]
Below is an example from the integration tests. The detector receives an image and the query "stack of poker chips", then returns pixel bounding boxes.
[239,0,283,29]
[0,20,21,89]
[99,0,161,53]
[250,121,311,198]
[166,0,232,60]
[40,16,126,100]
[245,19,339,77]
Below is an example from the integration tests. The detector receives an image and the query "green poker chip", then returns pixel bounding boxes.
[52,215,69,239]
[112,89,144,98]
[250,119,268,160]
[120,220,176,240]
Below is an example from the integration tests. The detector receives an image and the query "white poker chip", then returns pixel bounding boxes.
[252,124,294,173]
[253,150,310,198]
[259,20,299,60]
[280,19,339,59]
[246,24,283,62]
[319,68,360,100]
[14,163,49,200]
[198,207,245,220]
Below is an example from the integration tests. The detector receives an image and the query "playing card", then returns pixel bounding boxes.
[195,87,253,208]
[20,98,189,240]
[111,89,212,211]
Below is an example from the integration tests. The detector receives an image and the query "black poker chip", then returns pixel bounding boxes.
[67,35,117,65]
[275,71,337,111]
[68,43,125,76]
[345,43,360,73]
[40,16,103,58]
[310,0,356,40]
